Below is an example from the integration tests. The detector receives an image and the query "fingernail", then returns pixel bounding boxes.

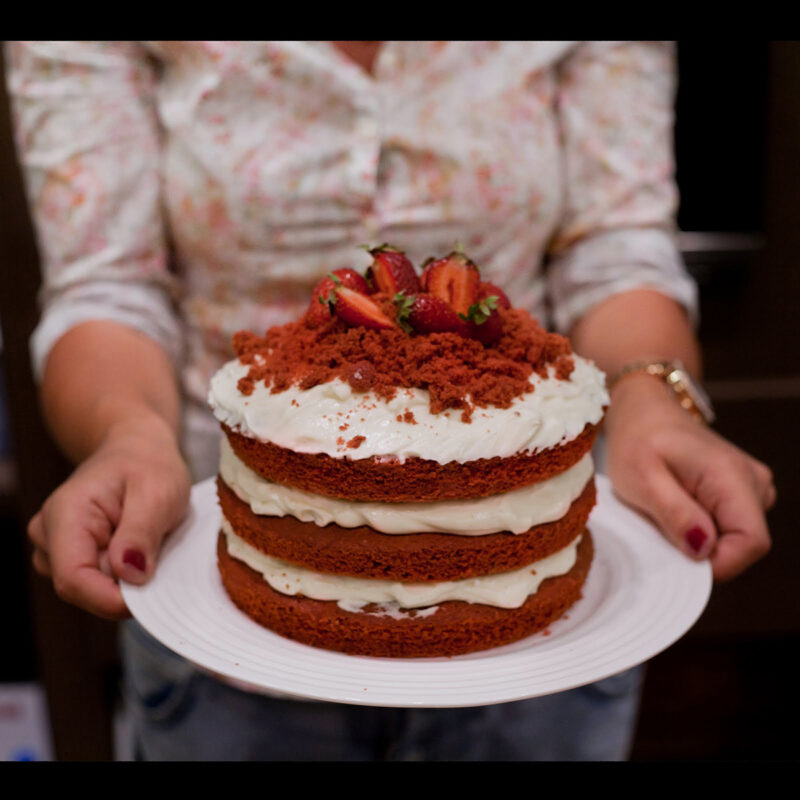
[685,527,707,554]
[123,548,146,572]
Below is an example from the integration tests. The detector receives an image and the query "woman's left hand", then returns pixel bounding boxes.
[604,373,776,581]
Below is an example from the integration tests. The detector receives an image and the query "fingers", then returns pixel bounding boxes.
[28,467,188,618]
[39,491,130,620]
[107,475,189,586]
[610,426,775,583]
[659,440,773,582]
[613,454,718,561]
[27,513,50,576]
[606,379,775,584]
[25,428,191,621]
[29,477,129,619]
[32,547,52,578]
[697,465,772,582]
[749,458,777,511]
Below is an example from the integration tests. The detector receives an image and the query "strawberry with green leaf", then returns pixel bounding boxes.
[461,283,507,346]
[475,280,511,310]
[394,291,470,336]
[305,268,370,327]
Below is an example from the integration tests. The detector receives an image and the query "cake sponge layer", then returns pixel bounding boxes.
[223,421,599,503]
[217,476,596,582]
[217,529,594,658]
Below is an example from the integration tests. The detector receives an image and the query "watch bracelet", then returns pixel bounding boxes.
[608,360,713,425]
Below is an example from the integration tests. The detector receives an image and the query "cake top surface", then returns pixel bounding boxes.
[230,245,576,423]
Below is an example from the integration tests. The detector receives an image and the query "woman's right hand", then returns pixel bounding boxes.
[26,413,191,620]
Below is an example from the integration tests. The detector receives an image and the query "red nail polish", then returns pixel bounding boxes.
[685,527,707,554]
[123,549,146,572]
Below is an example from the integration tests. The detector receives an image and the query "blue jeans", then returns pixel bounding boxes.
[120,620,644,761]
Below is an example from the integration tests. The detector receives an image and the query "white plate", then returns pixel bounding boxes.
[121,475,712,708]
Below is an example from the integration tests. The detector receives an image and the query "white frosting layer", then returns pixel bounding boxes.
[221,521,581,610]
[220,435,594,535]
[208,355,608,464]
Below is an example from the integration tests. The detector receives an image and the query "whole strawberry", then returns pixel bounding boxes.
[365,244,422,296]
[463,287,505,346]
[306,269,370,328]
[394,292,470,336]
[476,280,511,310]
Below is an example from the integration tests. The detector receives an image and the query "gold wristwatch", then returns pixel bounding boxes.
[608,360,715,425]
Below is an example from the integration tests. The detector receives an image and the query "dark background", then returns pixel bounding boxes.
[1,41,798,761]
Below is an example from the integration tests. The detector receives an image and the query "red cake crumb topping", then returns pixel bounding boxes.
[231,246,575,421]
[233,308,574,421]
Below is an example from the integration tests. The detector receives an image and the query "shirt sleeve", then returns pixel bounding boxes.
[4,41,183,380]
[545,41,698,334]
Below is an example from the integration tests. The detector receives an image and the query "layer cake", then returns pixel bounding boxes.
[208,246,608,657]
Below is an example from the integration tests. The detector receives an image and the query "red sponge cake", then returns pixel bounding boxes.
[208,246,608,657]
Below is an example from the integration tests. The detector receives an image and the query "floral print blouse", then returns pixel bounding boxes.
[5,41,697,478]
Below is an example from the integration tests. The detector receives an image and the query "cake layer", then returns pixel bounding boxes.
[218,476,596,582]
[221,520,582,609]
[217,529,594,658]
[220,434,594,535]
[209,356,608,464]
[223,421,599,503]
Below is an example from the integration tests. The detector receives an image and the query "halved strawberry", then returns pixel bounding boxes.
[305,268,370,327]
[334,286,397,330]
[420,251,480,317]
[365,245,422,296]
[394,292,470,336]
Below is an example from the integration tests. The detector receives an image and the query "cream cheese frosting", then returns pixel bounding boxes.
[221,520,581,610]
[208,355,608,463]
[219,435,594,535]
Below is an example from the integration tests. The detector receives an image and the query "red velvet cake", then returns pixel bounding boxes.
[208,246,609,658]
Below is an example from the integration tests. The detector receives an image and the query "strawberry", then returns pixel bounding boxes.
[469,310,503,346]
[365,245,422,296]
[463,292,504,346]
[394,292,470,336]
[420,251,480,317]
[305,268,370,327]
[477,280,511,309]
[333,286,397,330]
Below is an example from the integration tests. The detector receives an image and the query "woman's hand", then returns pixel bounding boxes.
[604,373,775,581]
[26,412,191,619]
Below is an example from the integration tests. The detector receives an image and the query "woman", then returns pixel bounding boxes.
[6,41,774,760]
